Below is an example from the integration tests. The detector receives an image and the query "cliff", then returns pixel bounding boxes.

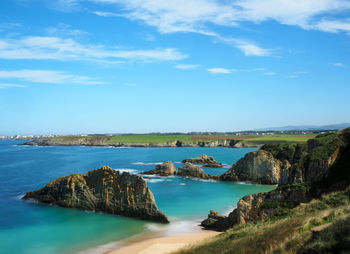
[23,166,169,223]
[221,150,288,184]
[202,128,350,231]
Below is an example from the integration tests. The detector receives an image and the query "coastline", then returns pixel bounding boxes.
[106,230,220,254]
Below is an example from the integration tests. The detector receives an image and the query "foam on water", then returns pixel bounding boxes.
[132,162,163,165]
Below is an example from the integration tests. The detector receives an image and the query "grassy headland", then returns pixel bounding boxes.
[175,189,350,254]
[26,133,317,147]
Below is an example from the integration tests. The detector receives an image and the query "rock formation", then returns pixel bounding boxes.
[23,166,169,223]
[182,154,222,168]
[177,162,210,179]
[221,150,288,184]
[202,128,350,231]
[141,161,176,176]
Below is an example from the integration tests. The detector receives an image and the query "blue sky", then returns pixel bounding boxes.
[0,0,350,135]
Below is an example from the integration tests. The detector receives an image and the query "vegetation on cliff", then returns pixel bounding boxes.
[189,128,350,253]
[177,188,350,254]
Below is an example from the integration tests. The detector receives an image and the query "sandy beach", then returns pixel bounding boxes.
[106,230,220,254]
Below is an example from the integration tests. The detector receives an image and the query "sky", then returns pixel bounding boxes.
[0,0,350,135]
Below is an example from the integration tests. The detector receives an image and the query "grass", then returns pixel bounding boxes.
[242,134,316,143]
[106,134,315,144]
[107,134,194,144]
[174,189,350,254]
[45,133,316,145]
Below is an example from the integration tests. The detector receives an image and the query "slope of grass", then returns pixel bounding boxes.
[175,189,350,254]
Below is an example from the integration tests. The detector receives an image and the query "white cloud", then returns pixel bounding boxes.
[0,70,105,85]
[92,11,122,17]
[288,75,298,79]
[207,68,235,74]
[314,19,350,33]
[175,64,200,70]
[88,0,350,34]
[234,40,273,56]
[333,62,344,67]
[0,36,187,62]
[264,72,276,76]
[0,83,27,89]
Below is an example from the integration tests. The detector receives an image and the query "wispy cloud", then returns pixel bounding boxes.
[0,70,105,85]
[264,72,276,76]
[88,0,350,35]
[0,83,27,89]
[175,64,200,70]
[207,68,236,74]
[0,36,187,62]
[333,62,344,67]
[92,11,122,17]
[314,19,350,34]
[234,40,274,56]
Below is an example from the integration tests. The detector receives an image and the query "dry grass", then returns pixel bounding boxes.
[174,190,350,254]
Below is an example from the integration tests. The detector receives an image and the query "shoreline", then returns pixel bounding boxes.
[105,229,220,254]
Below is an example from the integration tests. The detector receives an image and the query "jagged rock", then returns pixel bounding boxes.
[23,166,169,223]
[201,183,311,231]
[201,210,234,231]
[177,162,210,179]
[221,150,286,184]
[182,154,222,168]
[141,161,176,176]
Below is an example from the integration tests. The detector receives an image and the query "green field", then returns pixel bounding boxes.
[241,134,316,143]
[106,134,316,144]
[107,134,194,144]
[47,133,317,145]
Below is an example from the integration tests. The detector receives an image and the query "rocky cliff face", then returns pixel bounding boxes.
[141,161,176,176]
[221,150,287,184]
[23,166,169,223]
[177,162,210,179]
[182,154,222,168]
[202,128,350,231]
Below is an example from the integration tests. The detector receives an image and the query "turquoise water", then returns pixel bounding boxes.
[0,140,275,254]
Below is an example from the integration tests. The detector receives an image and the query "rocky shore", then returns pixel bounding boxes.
[23,166,169,223]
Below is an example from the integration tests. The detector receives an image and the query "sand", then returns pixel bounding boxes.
[107,230,220,254]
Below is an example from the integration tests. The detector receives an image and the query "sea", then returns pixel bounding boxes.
[0,140,275,254]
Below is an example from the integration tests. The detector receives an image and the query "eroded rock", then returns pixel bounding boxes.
[23,166,169,223]
[182,154,222,168]
[141,161,176,176]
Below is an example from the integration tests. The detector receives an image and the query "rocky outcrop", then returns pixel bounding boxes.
[202,128,350,231]
[141,161,176,176]
[221,150,288,184]
[23,166,169,223]
[182,154,222,168]
[177,162,210,179]
[201,210,235,231]
[201,183,311,231]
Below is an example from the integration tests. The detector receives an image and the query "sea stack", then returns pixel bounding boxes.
[23,166,169,223]
[182,154,223,168]
[141,161,176,176]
